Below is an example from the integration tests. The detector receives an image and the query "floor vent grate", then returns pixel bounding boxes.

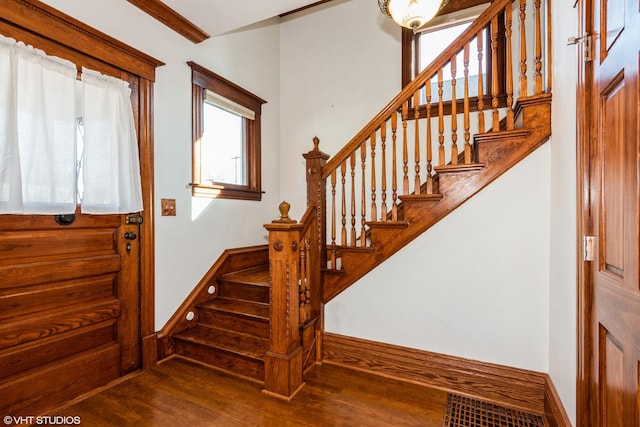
[443,394,545,427]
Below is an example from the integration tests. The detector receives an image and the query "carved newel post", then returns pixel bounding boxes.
[263,201,304,399]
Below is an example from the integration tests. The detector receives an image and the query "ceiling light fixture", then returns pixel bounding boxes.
[378,0,444,31]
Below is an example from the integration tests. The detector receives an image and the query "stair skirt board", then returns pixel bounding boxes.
[321,332,570,427]
[443,394,545,427]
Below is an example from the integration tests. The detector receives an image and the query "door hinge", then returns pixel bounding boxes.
[567,33,592,62]
[583,235,595,262]
[126,214,143,225]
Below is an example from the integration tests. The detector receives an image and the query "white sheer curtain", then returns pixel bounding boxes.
[0,35,77,214]
[81,68,142,214]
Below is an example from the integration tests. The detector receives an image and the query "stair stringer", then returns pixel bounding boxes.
[156,245,268,360]
[322,94,551,302]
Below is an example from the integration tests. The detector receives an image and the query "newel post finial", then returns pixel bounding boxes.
[272,200,296,224]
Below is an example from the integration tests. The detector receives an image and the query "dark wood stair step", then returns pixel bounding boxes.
[198,298,269,322]
[174,325,267,382]
[174,325,268,360]
[220,266,270,286]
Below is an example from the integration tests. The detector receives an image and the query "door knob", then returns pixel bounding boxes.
[124,232,137,240]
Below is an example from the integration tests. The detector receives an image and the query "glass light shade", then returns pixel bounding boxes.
[380,0,442,30]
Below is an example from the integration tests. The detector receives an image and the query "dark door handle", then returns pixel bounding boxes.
[124,232,137,240]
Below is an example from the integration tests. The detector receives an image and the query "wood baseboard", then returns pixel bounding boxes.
[544,375,572,427]
[322,332,569,425]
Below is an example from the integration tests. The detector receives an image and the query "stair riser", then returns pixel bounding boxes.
[217,281,269,304]
[198,309,269,339]
[174,339,264,382]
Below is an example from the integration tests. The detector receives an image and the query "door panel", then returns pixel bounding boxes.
[0,212,140,415]
[588,0,640,422]
[599,325,625,425]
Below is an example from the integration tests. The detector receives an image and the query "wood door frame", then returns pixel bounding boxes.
[0,0,164,367]
[576,0,593,422]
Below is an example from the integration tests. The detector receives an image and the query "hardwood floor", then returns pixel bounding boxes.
[56,356,448,426]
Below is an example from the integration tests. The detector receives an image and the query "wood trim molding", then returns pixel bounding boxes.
[126,0,209,43]
[322,332,569,426]
[544,376,573,427]
[279,1,336,18]
[0,0,164,81]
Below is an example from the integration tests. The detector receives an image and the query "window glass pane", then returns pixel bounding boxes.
[419,22,485,101]
[201,101,245,185]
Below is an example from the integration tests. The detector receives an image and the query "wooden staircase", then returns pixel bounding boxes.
[159,0,552,400]
[172,266,270,381]
[322,96,551,301]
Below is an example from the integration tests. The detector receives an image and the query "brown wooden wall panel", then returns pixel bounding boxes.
[0,255,120,289]
[0,229,117,264]
[0,276,116,321]
[0,344,121,416]
[0,321,115,380]
[0,300,120,350]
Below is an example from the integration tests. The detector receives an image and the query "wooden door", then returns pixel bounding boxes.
[582,0,640,423]
[0,209,142,415]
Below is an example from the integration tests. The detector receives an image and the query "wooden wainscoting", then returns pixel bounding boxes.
[322,333,571,426]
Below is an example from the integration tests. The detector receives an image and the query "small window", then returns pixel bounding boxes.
[189,61,266,201]
[401,2,507,111]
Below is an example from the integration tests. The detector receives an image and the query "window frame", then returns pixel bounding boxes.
[189,61,266,201]
[401,1,508,116]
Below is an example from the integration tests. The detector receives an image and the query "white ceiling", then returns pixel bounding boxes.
[161,0,323,37]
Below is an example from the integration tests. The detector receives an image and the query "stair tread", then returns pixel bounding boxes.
[199,298,270,321]
[174,325,268,360]
[220,266,270,287]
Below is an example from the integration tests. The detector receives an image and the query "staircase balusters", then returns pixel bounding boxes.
[491,15,500,131]
[519,0,528,97]
[299,238,310,324]
[330,169,337,268]
[463,43,471,164]
[450,54,458,165]
[391,111,398,221]
[505,1,515,130]
[350,152,356,245]
[437,69,445,165]
[360,142,367,246]
[425,78,433,193]
[380,121,388,220]
[340,160,347,246]
[370,132,377,220]
[534,0,543,94]
[413,91,421,193]
[477,29,486,134]
[402,101,409,194]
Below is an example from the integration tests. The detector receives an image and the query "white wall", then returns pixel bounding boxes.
[549,1,579,424]
[40,0,283,328]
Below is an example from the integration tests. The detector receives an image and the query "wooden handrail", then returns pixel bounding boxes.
[321,0,515,179]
